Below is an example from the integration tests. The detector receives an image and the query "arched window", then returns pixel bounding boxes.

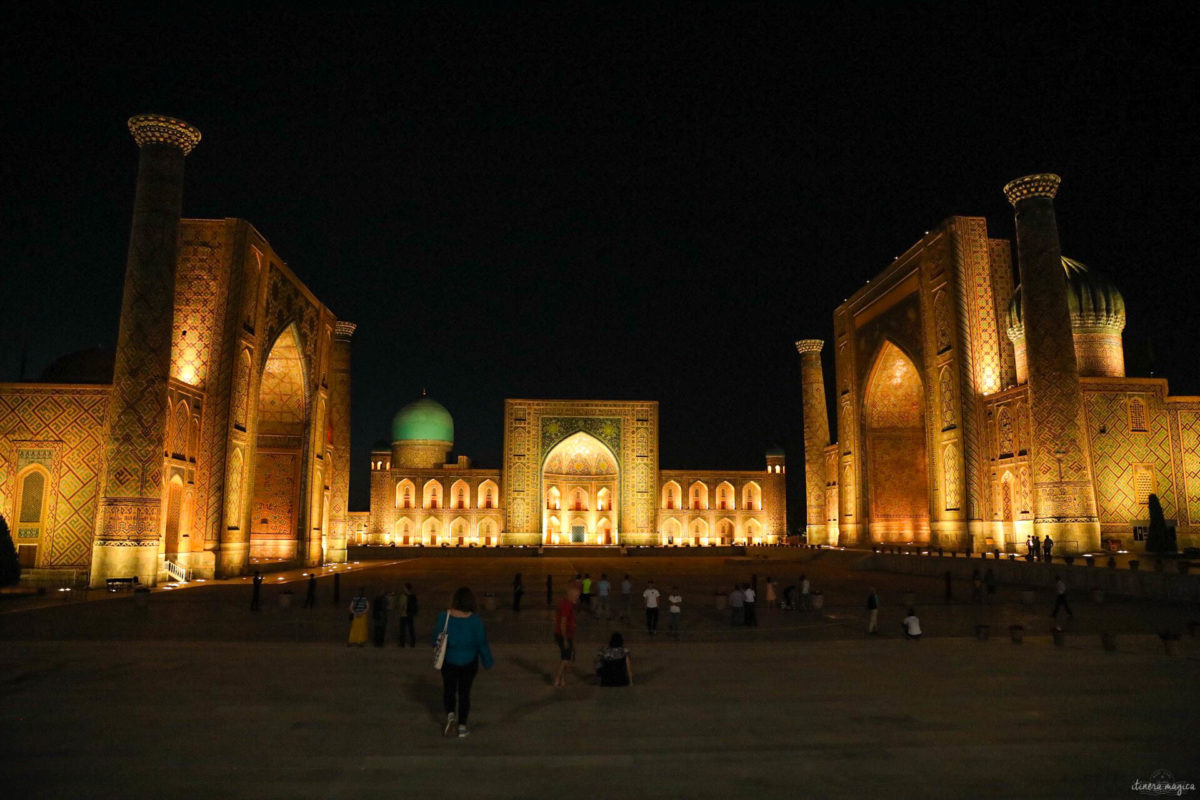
[478,480,498,509]
[14,467,48,568]
[570,488,588,512]
[690,518,709,544]
[451,480,470,510]
[597,487,611,512]
[397,479,416,509]
[547,486,561,511]
[741,482,762,511]
[423,480,443,510]
[718,518,734,544]
[689,482,709,510]
[661,481,681,510]
[422,517,441,545]
[746,518,763,544]
[396,518,414,545]
[715,482,734,511]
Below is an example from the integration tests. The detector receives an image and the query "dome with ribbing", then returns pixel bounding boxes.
[391,397,454,444]
[1006,257,1125,335]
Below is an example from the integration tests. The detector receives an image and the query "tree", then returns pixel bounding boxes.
[1146,494,1176,555]
[0,514,20,587]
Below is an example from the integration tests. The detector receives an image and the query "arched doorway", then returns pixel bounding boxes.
[249,325,310,561]
[542,431,618,545]
[863,341,930,543]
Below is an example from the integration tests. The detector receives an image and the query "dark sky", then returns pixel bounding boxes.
[3,4,1197,518]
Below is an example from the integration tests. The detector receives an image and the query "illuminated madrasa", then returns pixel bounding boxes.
[798,174,1199,555]
[363,398,787,547]
[0,115,354,586]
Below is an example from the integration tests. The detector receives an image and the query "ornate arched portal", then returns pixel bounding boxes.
[248,324,310,560]
[863,341,930,543]
[541,431,618,545]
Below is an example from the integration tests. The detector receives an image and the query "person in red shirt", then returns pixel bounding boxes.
[553,584,580,688]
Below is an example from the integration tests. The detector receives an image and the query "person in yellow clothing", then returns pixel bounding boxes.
[348,587,370,646]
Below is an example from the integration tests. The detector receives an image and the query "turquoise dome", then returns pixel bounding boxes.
[391,397,454,443]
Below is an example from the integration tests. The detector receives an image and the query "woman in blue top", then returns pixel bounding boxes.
[432,587,494,738]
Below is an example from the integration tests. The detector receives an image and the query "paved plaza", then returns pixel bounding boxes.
[3,552,1198,798]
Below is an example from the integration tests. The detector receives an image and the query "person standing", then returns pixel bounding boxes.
[371,590,389,647]
[667,586,682,639]
[800,574,811,611]
[512,572,524,612]
[250,571,263,611]
[1043,536,1054,561]
[553,585,579,688]
[620,574,633,622]
[866,588,879,634]
[765,577,778,609]
[399,582,418,647]
[1051,575,1073,619]
[432,587,494,738]
[643,580,661,636]
[303,573,317,608]
[743,583,757,627]
[348,588,370,647]
[394,587,409,645]
[596,573,611,620]
[1026,536,1036,560]
[901,608,922,641]
[581,573,593,611]
[729,584,745,626]
[545,574,553,607]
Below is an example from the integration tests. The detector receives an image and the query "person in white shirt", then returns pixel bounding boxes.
[666,587,682,638]
[901,609,922,640]
[643,580,661,636]
[1051,575,1072,619]
[743,584,757,627]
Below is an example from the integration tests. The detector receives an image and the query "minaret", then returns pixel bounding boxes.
[1003,174,1100,553]
[795,339,831,545]
[326,321,356,564]
[91,114,201,587]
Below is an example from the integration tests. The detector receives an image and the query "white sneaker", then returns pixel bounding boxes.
[457,724,470,738]
[443,712,456,737]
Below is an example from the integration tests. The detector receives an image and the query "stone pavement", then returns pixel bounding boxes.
[2,552,1198,798]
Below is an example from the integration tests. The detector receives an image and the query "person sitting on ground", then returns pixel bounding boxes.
[595,632,633,687]
[901,608,922,640]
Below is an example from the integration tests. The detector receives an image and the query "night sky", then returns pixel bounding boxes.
[3,5,1197,518]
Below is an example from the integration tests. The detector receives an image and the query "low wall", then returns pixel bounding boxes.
[862,551,1200,602]
[346,544,762,560]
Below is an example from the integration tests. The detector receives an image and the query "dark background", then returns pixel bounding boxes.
[2,4,1197,520]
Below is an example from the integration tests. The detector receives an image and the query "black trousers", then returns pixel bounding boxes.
[399,615,416,646]
[646,607,659,632]
[1052,594,1073,618]
[513,590,523,612]
[745,601,757,627]
[442,660,479,724]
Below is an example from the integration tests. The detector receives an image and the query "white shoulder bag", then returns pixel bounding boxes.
[432,611,451,669]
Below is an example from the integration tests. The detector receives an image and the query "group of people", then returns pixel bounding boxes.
[346,582,420,647]
[1026,535,1055,561]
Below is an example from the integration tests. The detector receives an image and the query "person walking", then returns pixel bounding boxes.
[399,582,417,647]
[545,574,553,607]
[371,590,389,647]
[620,574,633,622]
[729,584,745,626]
[432,587,494,738]
[553,584,579,688]
[901,608,922,641]
[1051,575,1073,619]
[866,588,879,634]
[250,571,263,611]
[800,574,811,611]
[744,583,757,627]
[303,573,317,608]
[347,588,370,647]
[1042,535,1054,561]
[596,573,611,620]
[643,580,661,636]
[667,586,682,639]
[512,572,524,612]
[595,632,633,687]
